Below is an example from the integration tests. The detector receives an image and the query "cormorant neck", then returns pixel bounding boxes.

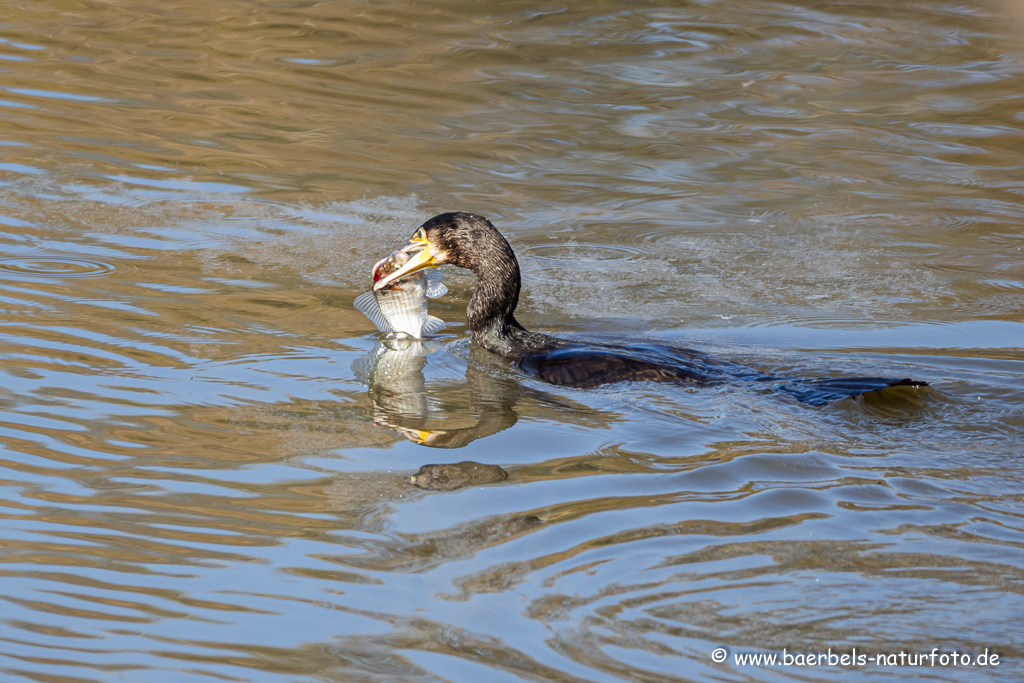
[466,249,524,356]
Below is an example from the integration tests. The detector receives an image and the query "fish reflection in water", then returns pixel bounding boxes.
[352,337,435,437]
[353,248,447,339]
[353,341,527,448]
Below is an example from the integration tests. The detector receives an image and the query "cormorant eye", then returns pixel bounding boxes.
[413,228,427,242]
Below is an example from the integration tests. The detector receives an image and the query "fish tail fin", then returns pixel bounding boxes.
[421,315,446,335]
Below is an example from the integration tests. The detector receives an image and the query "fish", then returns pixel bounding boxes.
[353,248,447,338]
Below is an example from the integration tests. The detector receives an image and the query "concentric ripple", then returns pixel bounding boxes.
[0,254,116,278]
[522,243,642,264]
[520,243,645,288]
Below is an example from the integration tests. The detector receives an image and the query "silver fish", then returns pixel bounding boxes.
[353,248,446,338]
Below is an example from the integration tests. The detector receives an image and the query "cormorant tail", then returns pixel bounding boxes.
[761,377,928,406]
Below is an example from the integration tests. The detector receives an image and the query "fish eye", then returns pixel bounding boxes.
[413,228,427,242]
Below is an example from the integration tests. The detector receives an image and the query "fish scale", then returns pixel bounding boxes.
[353,249,446,338]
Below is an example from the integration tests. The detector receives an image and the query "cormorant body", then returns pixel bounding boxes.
[373,212,927,405]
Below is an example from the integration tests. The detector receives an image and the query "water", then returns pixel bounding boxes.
[1,0,1022,681]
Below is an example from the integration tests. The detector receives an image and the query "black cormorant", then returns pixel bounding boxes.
[373,212,927,403]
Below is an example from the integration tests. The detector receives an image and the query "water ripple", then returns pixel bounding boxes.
[0,0,1022,681]
[0,255,116,279]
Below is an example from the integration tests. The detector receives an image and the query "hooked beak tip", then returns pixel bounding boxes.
[372,242,436,290]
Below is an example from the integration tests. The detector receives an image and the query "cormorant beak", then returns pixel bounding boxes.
[375,422,446,447]
[400,426,457,448]
[372,235,439,291]
[405,428,437,446]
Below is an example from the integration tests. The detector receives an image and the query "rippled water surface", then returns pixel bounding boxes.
[1,1,1023,681]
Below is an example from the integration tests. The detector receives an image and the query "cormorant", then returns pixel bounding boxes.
[373,212,927,404]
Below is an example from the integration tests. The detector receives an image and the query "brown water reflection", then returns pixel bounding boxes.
[1,0,1024,681]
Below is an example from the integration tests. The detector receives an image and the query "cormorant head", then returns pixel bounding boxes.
[373,212,514,290]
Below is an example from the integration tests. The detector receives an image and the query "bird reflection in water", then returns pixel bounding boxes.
[355,211,930,461]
